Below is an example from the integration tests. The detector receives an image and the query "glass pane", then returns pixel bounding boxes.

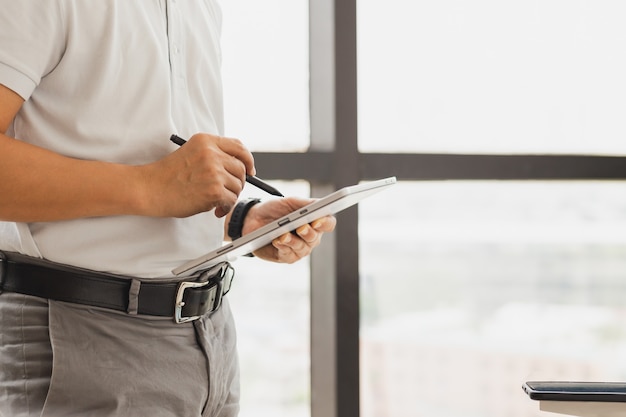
[357,1,626,154]
[221,0,310,152]
[360,181,626,417]
[229,181,311,417]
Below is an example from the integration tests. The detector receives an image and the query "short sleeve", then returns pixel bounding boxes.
[0,0,65,100]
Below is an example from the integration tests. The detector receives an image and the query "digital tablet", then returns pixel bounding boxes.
[523,381,626,402]
[172,176,397,275]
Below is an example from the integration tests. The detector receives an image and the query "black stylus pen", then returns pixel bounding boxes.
[169,134,284,197]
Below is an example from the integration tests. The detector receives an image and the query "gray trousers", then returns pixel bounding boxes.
[0,292,240,417]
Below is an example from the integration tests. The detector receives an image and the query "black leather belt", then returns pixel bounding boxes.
[0,251,234,324]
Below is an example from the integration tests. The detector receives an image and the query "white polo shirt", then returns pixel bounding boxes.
[0,0,226,277]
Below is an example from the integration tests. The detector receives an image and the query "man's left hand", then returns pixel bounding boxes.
[242,197,337,263]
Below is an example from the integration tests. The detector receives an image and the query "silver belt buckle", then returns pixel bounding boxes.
[175,280,216,324]
[174,262,234,324]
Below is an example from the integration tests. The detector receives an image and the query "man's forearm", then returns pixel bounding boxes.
[0,135,148,222]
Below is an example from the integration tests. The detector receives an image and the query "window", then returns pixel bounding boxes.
[221,0,310,152]
[358,0,626,155]
[357,2,626,417]
[360,181,626,417]
[221,1,626,416]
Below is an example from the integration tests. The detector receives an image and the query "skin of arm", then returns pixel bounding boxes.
[0,84,255,223]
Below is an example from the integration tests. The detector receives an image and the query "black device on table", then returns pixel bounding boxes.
[523,381,626,402]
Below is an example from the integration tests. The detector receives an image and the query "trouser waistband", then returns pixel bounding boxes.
[0,251,234,323]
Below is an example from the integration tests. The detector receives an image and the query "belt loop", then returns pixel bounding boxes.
[0,251,6,295]
[127,278,141,315]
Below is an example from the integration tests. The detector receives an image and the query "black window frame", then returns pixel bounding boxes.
[251,1,626,416]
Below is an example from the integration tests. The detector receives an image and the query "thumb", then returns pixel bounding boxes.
[214,205,231,218]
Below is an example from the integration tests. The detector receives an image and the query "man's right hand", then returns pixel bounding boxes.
[139,133,256,218]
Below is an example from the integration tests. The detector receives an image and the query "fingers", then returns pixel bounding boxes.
[271,216,336,263]
[310,216,337,232]
[272,233,306,264]
[180,133,254,217]
[215,135,256,177]
[221,154,247,195]
[142,132,255,218]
